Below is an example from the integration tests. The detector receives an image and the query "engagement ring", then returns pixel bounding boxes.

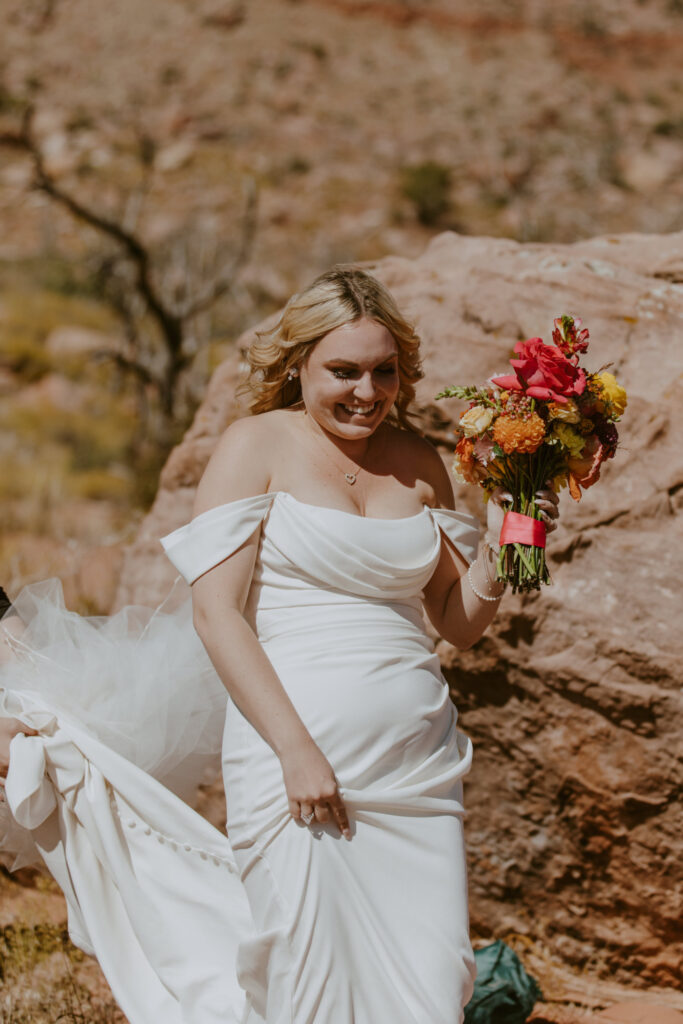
[302,811,314,825]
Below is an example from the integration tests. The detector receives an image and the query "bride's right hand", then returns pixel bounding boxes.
[0,718,38,801]
[279,739,351,840]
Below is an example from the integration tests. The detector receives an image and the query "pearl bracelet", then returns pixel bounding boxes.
[467,562,505,602]
[483,532,501,555]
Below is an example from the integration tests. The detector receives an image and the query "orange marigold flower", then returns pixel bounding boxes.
[492,412,546,454]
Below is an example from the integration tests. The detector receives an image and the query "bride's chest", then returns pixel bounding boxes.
[254,492,442,600]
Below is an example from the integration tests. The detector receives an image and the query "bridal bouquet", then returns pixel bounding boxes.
[436,315,627,593]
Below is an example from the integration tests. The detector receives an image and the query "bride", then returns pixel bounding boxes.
[0,266,558,1024]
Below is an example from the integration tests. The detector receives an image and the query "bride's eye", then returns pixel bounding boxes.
[330,364,396,379]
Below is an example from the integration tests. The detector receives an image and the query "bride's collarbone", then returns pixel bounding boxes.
[266,418,436,518]
[271,481,433,520]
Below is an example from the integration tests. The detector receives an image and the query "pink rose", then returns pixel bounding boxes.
[492,337,586,404]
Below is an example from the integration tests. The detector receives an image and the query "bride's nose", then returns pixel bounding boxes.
[352,372,377,401]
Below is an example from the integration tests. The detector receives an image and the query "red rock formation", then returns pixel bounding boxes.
[116,231,683,985]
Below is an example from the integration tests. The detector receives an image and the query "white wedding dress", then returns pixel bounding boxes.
[0,490,479,1024]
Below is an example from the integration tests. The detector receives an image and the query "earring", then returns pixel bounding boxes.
[287,367,299,381]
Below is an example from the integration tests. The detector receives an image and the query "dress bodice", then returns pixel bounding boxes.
[160,491,479,600]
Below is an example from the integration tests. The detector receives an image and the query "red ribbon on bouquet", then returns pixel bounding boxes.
[499,511,546,549]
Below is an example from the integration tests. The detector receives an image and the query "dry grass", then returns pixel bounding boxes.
[0,920,126,1024]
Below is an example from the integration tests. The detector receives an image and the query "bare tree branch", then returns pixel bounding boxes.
[7,102,256,439]
[21,105,185,365]
[91,349,155,386]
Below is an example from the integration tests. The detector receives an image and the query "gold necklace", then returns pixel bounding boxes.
[329,444,364,486]
[303,413,367,485]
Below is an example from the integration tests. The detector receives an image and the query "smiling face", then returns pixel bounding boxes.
[298,318,400,440]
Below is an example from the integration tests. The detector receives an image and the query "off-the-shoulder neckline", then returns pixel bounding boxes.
[190,490,453,525]
[277,490,433,523]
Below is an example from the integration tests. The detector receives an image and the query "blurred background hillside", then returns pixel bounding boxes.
[1,0,682,609]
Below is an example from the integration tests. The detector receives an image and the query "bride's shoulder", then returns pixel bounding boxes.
[215,409,292,448]
[193,413,289,515]
[383,424,455,510]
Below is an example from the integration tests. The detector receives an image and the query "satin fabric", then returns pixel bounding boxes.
[2,491,479,1024]
[165,492,479,1023]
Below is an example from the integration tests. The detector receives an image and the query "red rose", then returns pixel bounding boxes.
[492,337,586,404]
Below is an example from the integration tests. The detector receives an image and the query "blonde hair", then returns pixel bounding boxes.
[243,266,424,431]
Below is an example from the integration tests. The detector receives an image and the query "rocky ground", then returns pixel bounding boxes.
[2,866,682,1024]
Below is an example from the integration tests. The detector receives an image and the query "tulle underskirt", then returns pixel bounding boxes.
[0,577,228,860]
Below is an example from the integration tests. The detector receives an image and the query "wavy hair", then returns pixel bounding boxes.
[243,266,424,431]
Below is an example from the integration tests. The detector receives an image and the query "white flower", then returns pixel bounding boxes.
[459,406,494,437]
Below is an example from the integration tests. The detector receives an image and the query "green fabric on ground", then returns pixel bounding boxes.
[465,940,542,1024]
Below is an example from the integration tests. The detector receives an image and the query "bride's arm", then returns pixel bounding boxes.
[420,444,506,651]
[423,538,503,652]
[190,420,351,837]
[422,448,558,650]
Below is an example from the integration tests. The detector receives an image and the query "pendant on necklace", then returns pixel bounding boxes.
[344,472,357,485]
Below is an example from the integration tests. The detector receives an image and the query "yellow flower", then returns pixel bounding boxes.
[547,399,581,424]
[551,471,569,493]
[459,405,494,437]
[552,422,586,457]
[595,372,627,417]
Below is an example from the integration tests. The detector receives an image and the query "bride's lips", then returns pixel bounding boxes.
[337,401,381,418]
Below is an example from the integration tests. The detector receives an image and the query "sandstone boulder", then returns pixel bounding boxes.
[116,230,683,985]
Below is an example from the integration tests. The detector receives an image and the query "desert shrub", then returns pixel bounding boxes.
[653,118,683,139]
[4,403,135,473]
[0,447,70,502]
[285,155,311,175]
[0,287,117,382]
[0,87,26,114]
[69,467,133,501]
[159,64,183,86]
[0,330,54,381]
[291,39,328,61]
[399,161,452,226]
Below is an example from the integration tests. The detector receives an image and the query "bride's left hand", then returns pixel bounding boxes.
[534,486,560,532]
[486,483,560,540]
